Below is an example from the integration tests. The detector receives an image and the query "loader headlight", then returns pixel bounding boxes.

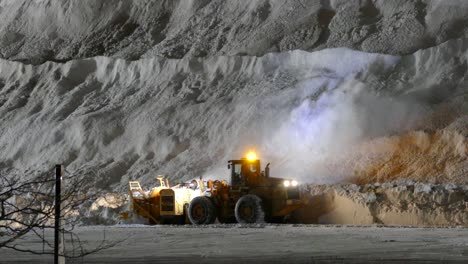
[291,180,298,187]
[132,191,143,198]
[283,180,298,187]
[246,151,257,161]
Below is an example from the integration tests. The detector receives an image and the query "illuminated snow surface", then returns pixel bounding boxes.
[0,1,468,262]
[1,225,467,263]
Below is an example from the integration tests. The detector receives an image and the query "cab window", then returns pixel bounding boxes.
[234,164,242,175]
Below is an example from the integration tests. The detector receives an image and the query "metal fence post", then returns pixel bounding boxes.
[55,165,65,264]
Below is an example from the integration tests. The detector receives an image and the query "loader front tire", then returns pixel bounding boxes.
[235,194,265,224]
[188,196,217,225]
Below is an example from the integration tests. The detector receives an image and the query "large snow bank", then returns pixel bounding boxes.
[0,39,467,189]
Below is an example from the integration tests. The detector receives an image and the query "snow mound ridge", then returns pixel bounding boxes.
[1,0,468,63]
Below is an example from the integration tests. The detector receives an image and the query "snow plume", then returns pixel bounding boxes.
[198,40,468,185]
[260,79,430,184]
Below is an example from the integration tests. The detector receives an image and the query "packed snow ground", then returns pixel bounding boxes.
[1,225,467,263]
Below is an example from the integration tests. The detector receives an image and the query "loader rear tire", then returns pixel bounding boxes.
[235,194,265,224]
[188,196,217,225]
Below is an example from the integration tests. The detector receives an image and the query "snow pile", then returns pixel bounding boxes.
[1,0,468,63]
[353,129,467,184]
[1,38,468,189]
[81,193,128,225]
[295,182,468,226]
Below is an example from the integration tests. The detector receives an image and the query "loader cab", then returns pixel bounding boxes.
[228,159,261,188]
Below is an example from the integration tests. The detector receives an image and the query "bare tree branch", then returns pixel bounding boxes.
[0,167,123,258]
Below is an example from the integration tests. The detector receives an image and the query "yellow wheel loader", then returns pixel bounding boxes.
[128,175,204,224]
[188,152,307,225]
